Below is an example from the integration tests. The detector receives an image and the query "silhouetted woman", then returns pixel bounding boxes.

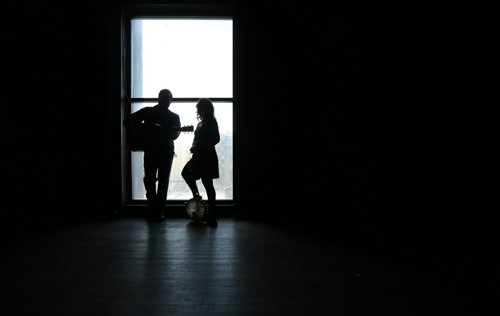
[182,98,220,227]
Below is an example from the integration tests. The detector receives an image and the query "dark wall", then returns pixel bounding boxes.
[2,1,496,258]
[235,2,497,255]
[2,1,117,224]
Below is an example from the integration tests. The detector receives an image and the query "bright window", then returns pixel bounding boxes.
[128,18,233,201]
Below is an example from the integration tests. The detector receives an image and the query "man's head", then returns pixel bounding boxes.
[158,89,173,107]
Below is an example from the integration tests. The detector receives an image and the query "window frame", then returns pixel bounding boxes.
[119,4,235,208]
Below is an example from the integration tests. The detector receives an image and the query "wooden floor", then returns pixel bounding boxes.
[3,215,482,315]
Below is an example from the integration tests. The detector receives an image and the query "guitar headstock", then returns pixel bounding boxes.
[179,125,194,132]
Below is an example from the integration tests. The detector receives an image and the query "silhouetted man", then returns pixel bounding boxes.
[124,89,181,220]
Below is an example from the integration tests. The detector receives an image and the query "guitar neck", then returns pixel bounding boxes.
[178,125,194,132]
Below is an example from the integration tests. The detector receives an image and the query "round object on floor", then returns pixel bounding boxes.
[186,197,206,221]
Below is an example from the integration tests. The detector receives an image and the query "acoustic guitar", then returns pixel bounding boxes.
[127,124,194,152]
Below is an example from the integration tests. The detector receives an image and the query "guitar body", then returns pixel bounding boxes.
[127,125,146,151]
[126,124,193,152]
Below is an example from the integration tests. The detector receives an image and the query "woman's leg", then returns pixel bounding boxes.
[201,177,217,227]
[182,161,199,199]
[201,177,216,208]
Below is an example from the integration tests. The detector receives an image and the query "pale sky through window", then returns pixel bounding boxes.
[136,19,233,98]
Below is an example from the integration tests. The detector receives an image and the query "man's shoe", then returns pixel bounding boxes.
[157,209,166,221]
[155,205,166,221]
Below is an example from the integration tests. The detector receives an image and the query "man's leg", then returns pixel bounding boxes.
[143,152,159,219]
[156,152,174,218]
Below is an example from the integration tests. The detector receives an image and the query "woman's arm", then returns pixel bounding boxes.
[190,119,220,153]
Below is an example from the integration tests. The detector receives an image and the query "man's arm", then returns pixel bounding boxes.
[170,114,182,140]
